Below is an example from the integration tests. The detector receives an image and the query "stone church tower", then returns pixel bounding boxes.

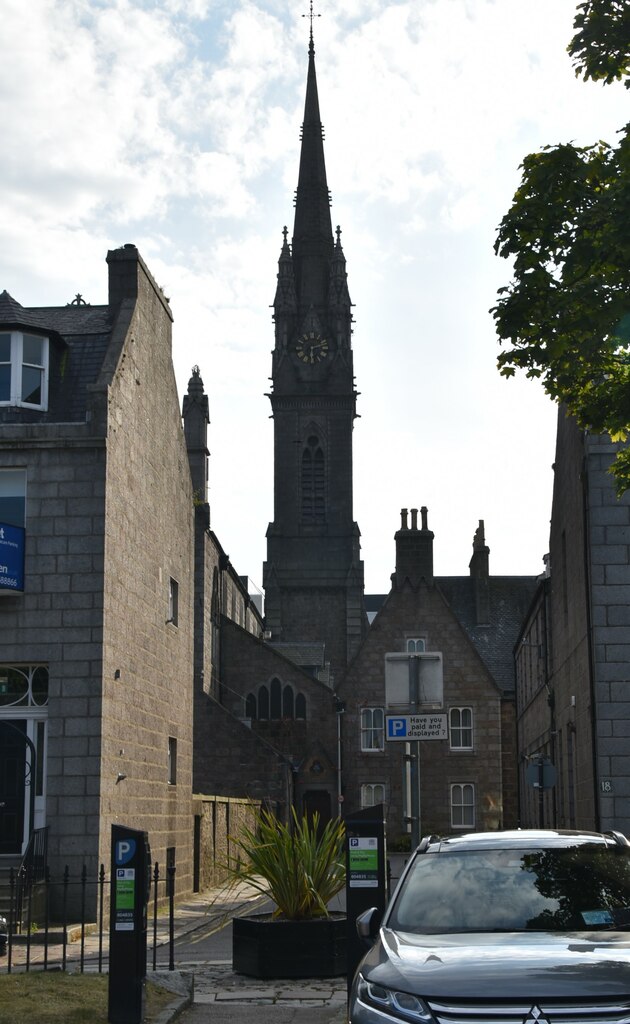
[263,26,366,682]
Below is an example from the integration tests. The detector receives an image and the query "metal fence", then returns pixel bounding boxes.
[4,862,176,974]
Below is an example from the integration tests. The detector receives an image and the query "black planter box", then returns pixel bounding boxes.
[232,912,347,979]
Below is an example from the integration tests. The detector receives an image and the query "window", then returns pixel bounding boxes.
[0,469,26,527]
[168,737,177,785]
[451,783,475,828]
[0,332,49,409]
[361,707,384,751]
[406,638,425,653]
[0,665,48,708]
[245,682,306,721]
[270,677,282,718]
[301,435,325,522]
[450,707,473,749]
[168,578,179,626]
[361,783,386,808]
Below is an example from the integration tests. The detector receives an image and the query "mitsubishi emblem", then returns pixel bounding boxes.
[524,1007,550,1024]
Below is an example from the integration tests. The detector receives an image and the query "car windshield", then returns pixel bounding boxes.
[388,845,630,934]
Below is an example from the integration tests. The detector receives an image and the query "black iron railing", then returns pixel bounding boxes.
[4,861,176,974]
[13,826,48,934]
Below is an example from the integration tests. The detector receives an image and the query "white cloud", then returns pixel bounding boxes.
[1,0,625,589]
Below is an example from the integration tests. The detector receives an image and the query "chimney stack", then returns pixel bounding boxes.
[393,505,434,588]
[469,520,490,625]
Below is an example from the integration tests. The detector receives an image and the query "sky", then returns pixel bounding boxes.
[2,0,629,595]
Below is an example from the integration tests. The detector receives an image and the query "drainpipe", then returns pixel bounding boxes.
[581,449,600,831]
[335,698,345,816]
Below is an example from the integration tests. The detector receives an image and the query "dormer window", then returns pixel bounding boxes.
[0,332,49,410]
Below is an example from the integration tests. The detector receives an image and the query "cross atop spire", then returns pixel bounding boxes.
[302,1,320,51]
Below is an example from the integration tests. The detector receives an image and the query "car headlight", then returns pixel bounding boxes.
[356,974,435,1023]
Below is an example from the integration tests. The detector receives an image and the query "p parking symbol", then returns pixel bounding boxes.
[115,839,136,866]
[388,718,407,738]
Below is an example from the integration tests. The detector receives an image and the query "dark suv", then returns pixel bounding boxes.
[349,829,630,1024]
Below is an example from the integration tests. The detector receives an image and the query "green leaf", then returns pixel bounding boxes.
[225,808,346,921]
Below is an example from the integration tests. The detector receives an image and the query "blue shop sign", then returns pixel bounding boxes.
[0,522,25,592]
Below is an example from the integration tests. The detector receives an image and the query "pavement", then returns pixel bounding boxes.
[2,877,350,1024]
[148,881,349,1024]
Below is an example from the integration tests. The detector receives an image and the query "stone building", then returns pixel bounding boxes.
[340,510,537,841]
[516,410,630,834]
[0,246,196,903]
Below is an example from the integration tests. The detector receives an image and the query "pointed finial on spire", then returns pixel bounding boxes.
[283,225,288,244]
[335,225,342,247]
[302,1,320,52]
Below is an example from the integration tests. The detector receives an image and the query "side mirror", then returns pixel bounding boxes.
[356,906,381,947]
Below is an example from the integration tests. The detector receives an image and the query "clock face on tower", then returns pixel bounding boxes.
[296,332,329,364]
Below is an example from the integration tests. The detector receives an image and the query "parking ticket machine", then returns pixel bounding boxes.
[108,825,151,1024]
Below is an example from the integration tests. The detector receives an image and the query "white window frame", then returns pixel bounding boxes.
[360,707,384,751]
[361,783,386,808]
[406,638,425,653]
[451,783,475,829]
[449,706,473,750]
[0,332,49,410]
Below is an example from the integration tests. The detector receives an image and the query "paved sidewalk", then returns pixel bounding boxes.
[2,878,350,1023]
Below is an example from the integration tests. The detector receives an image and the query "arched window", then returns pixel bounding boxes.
[361,707,384,751]
[246,684,307,721]
[450,707,473,749]
[361,783,386,808]
[451,783,475,829]
[270,678,282,718]
[301,435,325,522]
[282,686,294,717]
[258,685,269,720]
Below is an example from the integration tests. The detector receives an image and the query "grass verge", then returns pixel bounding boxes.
[0,972,176,1024]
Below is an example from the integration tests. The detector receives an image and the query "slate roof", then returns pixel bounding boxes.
[365,573,538,697]
[267,641,331,685]
[0,292,112,424]
[438,575,538,696]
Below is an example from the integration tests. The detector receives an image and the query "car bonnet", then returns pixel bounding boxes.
[361,927,630,1000]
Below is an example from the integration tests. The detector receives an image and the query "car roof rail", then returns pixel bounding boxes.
[604,829,630,847]
[417,834,440,854]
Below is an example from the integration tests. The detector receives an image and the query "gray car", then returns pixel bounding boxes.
[349,829,630,1024]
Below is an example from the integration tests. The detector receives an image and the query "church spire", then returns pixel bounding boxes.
[292,14,334,312]
[264,9,365,676]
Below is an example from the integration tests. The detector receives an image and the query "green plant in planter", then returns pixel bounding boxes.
[228,808,345,920]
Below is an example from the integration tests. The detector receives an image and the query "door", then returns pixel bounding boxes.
[0,720,26,853]
[302,789,332,830]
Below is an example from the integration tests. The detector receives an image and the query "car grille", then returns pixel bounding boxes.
[427,997,630,1024]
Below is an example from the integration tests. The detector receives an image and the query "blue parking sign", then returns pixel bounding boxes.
[387,717,408,739]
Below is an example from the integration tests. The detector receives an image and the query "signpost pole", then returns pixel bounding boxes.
[409,658,420,849]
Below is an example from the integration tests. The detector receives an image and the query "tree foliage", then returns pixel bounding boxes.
[493,2,630,492]
[569,0,630,86]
